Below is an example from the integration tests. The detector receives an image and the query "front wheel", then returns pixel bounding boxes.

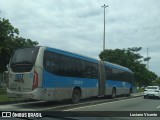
[72,89,81,104]
[144,95,148,99]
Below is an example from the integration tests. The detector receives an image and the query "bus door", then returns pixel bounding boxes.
[98,61,106,96]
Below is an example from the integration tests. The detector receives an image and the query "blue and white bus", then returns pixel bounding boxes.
[7,46,134,103]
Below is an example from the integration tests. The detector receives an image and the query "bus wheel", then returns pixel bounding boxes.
[72,89,81,104]
[111,88,116,99]
[127,88,132,97]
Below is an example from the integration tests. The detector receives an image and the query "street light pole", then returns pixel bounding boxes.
[147,48,149,70]
[102,4,108,51]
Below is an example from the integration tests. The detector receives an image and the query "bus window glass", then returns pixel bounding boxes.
[81,60,92,78]
[105,66,113,80]
[92,63,98,79]
[10,47,39,72]
[44,51,59,74]
[59,55,72,76]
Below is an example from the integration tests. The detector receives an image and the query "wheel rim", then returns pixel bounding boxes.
[72,89,80,103]
[112,89,116,98]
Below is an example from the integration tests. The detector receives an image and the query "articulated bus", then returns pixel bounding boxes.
[7,46,134,103]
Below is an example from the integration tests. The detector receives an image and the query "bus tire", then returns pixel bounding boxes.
[72,89,81,104]
[111,88,116,99]
[126,88,132,97]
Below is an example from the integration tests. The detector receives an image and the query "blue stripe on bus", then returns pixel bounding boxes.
[106,80,132,88]
[43,71,98,88]
[43,71,132,89]
[46,47,98,63]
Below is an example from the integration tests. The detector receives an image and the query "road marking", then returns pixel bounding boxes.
[157,106,160,109]
[63,97,139,111]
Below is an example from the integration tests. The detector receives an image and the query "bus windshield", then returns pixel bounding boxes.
[10,47,39,72]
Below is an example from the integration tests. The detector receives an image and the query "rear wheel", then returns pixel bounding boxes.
[126,88,132,97]
[111,88,116,99]
[72,89,81,104]
[144,95,148,99]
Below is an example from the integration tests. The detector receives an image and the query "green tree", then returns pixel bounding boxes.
[99,47,157,87]
[152,77,160,86]
[0,17,38,72]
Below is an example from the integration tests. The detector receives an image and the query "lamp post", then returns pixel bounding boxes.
[147,48,149,70]
[101,4,108,51]
[144,48,150,70]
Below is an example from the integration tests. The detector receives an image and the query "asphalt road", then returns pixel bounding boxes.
[64,96,160,111]
[0,93,142,111]
[63,96,160,120]
[1,95,160,120]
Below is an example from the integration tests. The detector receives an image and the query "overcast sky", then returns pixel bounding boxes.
[0,0,160,76]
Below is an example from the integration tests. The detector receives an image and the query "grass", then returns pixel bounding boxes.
[0,87,24,102]
[135,87,144,93]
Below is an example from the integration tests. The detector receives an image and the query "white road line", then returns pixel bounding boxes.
[63,97,139,111]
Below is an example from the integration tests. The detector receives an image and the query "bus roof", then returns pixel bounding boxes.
[45,46,98,63]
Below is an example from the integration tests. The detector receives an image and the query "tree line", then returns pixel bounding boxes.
[99,47,159,86]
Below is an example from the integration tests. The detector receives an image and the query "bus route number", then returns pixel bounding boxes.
[15,74,24,83]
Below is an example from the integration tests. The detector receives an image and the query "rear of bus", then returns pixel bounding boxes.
[7,46,44,100]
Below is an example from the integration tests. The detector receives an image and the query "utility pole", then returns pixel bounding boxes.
[144,48,150,70]
[101,4,108,51]
[147,48,149,70]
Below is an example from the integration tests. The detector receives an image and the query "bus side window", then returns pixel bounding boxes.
[92,63,98,79]
[44,51,59,74]
[105,66,112,80]
[81,60,92,78]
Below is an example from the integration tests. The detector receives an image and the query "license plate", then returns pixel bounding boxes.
[148,94,153,96]
[16,94,22,97]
